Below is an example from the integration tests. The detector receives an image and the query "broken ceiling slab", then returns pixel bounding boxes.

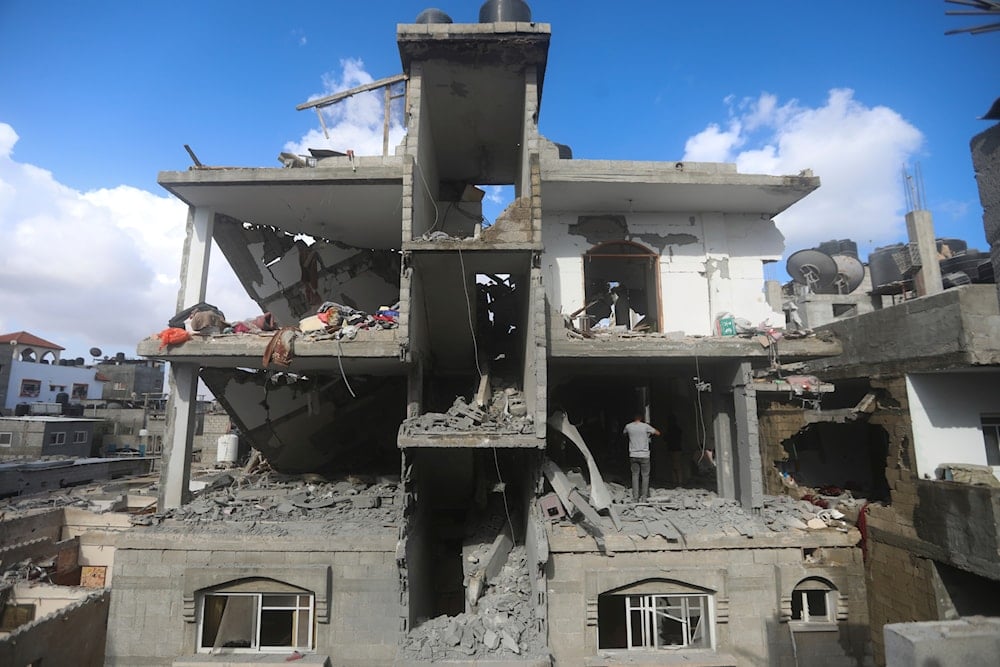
[137,330,408,373]
[157,157,405,249]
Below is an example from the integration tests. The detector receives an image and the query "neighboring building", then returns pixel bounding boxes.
[109,5,872,667]
[95,357,165,403]
[758,284,1000,665]
[0,416,102,460]
[0,331,107,414]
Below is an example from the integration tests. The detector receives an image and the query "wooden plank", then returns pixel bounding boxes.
[296,73,407,110]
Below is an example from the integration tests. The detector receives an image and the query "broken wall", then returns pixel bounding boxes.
[0,590,109,667]
[541,211,782,335]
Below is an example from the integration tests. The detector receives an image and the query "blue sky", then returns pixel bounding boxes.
[0,1,997,361]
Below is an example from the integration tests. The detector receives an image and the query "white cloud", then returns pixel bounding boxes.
[284,59,407,157]
[684,89,924,256]
[0,122,257,359]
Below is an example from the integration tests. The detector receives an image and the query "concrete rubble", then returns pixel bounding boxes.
[399,546,545,662]
[401,391,533,436]
[134,470,401,537]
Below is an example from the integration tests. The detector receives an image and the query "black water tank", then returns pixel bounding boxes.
[479,0,531,22]
[65,403,84,417]
[415,8,453,23]
[55,392,69,405]
[15,403,29,416]
[940,249,984,286]
[869,243,907,295]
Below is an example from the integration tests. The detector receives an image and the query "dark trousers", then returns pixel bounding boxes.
[630,456,650,501]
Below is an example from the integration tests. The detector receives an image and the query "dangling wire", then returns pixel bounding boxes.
[458,247,484,379]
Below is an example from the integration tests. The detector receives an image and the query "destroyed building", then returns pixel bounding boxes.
[110,4,872,666]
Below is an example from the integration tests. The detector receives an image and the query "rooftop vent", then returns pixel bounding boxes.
[479,0,531,23]
[415,8,453,23]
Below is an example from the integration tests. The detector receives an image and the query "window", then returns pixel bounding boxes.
[791,579,835,624]
[19,379,40,398]
[0,603,36,631]
[199,592,313,653]
[0,432,11,447]
[49,384,66,392]
[982,416,1000,467]
[73,431,88,444]
[71,383,89,400]
[48,432,66,446]
[600,592,713,650]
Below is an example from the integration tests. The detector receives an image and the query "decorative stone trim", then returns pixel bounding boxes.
[182,565,331,624]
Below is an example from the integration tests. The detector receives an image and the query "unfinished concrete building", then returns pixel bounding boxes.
[110,5,871,666]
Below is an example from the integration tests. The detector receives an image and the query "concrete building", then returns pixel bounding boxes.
[0,331,108,414]
[111,5,871,666]
[95,356,165,403]
[758,284,1000,665]
[0,415,102,460]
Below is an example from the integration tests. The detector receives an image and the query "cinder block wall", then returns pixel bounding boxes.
[864,540,939,665]
[105,530,400,666]
[0,591,110,667]
[546,546,868,667]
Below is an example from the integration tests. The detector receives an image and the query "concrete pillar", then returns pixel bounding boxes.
[970,123,1000,312]
[712,384,736,501]
[158,363,198,509]
[160,205,214,510]
[905,210,942,297]
[731,361,764,511]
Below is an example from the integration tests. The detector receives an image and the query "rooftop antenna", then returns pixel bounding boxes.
[902,163,927,212]
[945,0,1000,35]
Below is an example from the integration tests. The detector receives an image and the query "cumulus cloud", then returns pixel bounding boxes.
[684,89,924,256]
[284,59,407,157]
[0,123,256,359]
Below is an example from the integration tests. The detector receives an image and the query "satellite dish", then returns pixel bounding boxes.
[786,249,838,290]
[815,254,865,295]
[89,347,102,358]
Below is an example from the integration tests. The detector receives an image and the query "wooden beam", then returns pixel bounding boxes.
[296,73,407,111]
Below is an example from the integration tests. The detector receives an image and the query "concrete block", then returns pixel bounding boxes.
[885,617,1000,667]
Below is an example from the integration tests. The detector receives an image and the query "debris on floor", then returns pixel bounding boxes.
[399,546,545,661]
[400,391,533,436]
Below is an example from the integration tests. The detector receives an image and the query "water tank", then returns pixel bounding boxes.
[216,434,239,464]
[818,239,858,259]
[415,8,453,23]
[14,403,29,416]
[940,249,985,285]
[479,0,531,22]
[55,392,69,405]
[868,243,907,295]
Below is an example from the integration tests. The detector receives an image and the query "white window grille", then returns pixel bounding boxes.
[0,432,11,447]
[198,592,313,653]
[791,580,835,623]
[48,432,66,446]
[73,431,88,444]
[624,594,711,650]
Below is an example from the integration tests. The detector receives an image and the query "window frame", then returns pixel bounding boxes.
[47,431,66,446]
[71,383,89,400]
[19,379,41,398]
[0,432,11,447]
[197,591,314,654]
[790,578,838,630]
[73,430,88,444]
[599,590,715,652]
[982,415,1000,467]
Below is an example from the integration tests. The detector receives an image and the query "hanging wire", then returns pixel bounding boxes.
[458,247,484,379]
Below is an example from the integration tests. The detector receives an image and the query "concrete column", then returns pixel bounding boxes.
[712,381,736,501]
[905,210,942,297]
[970,123,1000,312]
[158,363,199,509]
[518,66,539,198]
[160,205,214,510]
[731,361,764,511]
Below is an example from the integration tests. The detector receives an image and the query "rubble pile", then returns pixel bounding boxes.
[137,471,400,536]
[547,480,855,540]
[400,394,533,436]
[399,547,545,661]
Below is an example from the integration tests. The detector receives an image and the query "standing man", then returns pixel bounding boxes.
[624,413,660,503]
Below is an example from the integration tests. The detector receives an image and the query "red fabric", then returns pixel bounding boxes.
[157,327,191,350]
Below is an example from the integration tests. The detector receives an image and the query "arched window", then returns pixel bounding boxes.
[598,578,714,651]
[791,577,836,624]
[583,241,659,332]
[19,348,37,362]
[197,577,314,653]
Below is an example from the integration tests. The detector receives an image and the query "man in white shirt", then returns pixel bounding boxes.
[623,413,661,502]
